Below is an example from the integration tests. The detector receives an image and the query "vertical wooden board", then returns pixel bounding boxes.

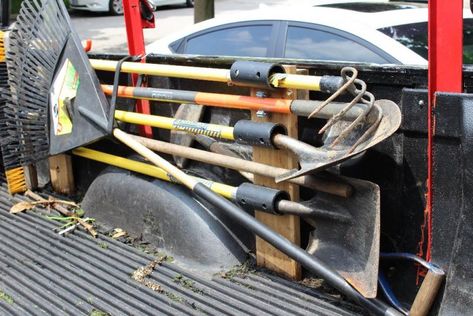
[252,65,302,280]
[49,154,75,195]
[24,165,38,191]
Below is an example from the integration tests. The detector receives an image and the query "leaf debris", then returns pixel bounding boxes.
[0,290,14,305]
[131,256,167,292]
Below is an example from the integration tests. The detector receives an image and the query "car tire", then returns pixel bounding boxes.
[186,0,194,8]
[109,0,124,15]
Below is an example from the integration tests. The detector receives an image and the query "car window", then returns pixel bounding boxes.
[183,25,273,57]
[378,22,427,60]
[284,25,389,63]
[378,19,473,63]
[317,3,422,12]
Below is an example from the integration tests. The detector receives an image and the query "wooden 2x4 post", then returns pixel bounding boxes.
[251,65,302,280]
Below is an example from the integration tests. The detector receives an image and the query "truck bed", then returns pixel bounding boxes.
[0,183,362,316]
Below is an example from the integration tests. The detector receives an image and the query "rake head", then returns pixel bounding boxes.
[1,0,112,169]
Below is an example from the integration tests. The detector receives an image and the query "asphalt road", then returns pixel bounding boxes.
[71,0,295,53]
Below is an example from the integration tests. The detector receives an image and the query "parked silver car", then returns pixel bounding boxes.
[70,0,193,15]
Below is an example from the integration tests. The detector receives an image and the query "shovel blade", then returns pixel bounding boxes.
[306,176,380,298]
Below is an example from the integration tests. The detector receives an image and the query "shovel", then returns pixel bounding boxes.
[104,135,381,297]
[73,146,380,298]
[305,176,380,298]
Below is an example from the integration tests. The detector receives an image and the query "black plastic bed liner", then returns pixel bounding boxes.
[0,184,361,316]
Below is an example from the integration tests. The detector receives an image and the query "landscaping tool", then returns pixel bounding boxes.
[102,83,376,119]
[0,29,27,194]
[126,134,382,296]
[91,58,346,92]
[305,173,380,298]
[2,0,401,312]
[73,147,380,296]
[113,129,393,312]
[73,147,355,221]
[128,133,353,198]
[101,64,384,150]
[3,0,112,166]
[114,98,401,182]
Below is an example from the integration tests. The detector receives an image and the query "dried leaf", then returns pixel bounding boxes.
[10,201,35,214]
[77,218,97,238]
[112,228,127,239]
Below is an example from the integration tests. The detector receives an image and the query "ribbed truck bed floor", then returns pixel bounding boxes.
[0,184,362,316]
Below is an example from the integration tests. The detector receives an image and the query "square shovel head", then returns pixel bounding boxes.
[306,176,380,298]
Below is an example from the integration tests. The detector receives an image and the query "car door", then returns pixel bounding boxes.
[172,21,281,58]
[275,21,400,64]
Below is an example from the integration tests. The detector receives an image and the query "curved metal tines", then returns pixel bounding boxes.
[347,100,382,154]
[307,66,382,152]
[307,67,358,119]
[331,89,376,149]
[319,77,367,135]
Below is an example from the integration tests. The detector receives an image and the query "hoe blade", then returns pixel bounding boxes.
[305,176,380,298]
[275,99,401,183]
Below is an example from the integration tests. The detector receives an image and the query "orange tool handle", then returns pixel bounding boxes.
[101,84,292,114]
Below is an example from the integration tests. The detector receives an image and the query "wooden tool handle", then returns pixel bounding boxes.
[410,269,446,316]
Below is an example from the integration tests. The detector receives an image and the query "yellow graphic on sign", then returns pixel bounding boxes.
[50,59,80,135]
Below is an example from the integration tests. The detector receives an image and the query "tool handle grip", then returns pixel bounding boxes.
[235,183,288,214]
[410,269,445,316]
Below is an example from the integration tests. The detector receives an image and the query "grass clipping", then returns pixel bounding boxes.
[131,256,167,292]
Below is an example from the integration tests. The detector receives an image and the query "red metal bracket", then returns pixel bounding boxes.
[122,0,155,138]
[423,0,463,262]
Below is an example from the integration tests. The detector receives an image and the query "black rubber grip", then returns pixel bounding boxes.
[319,76,345,93]
[233,120,286,147]
[235,183,289,214]
[230,61,285,89]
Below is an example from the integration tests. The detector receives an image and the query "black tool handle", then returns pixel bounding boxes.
[193,183,401,316]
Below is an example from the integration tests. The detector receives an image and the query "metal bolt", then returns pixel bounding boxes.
[255,91,268,98]
[256,110,268,118]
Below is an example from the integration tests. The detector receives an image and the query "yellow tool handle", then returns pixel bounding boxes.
[72,146,236,199]
[270,73,321,91]
[90,59,323,91]
[114,110,235,140]
[90,59,230,82]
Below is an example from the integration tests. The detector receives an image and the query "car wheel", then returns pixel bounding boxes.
[186,0,194,8]
[109,0,124,15]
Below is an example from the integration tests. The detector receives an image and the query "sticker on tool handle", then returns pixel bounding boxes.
[50,59,80,136]
[172,119,222,138]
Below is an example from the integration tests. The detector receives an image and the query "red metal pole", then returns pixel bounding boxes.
[424,0,463,261]
[122,0,154,138]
